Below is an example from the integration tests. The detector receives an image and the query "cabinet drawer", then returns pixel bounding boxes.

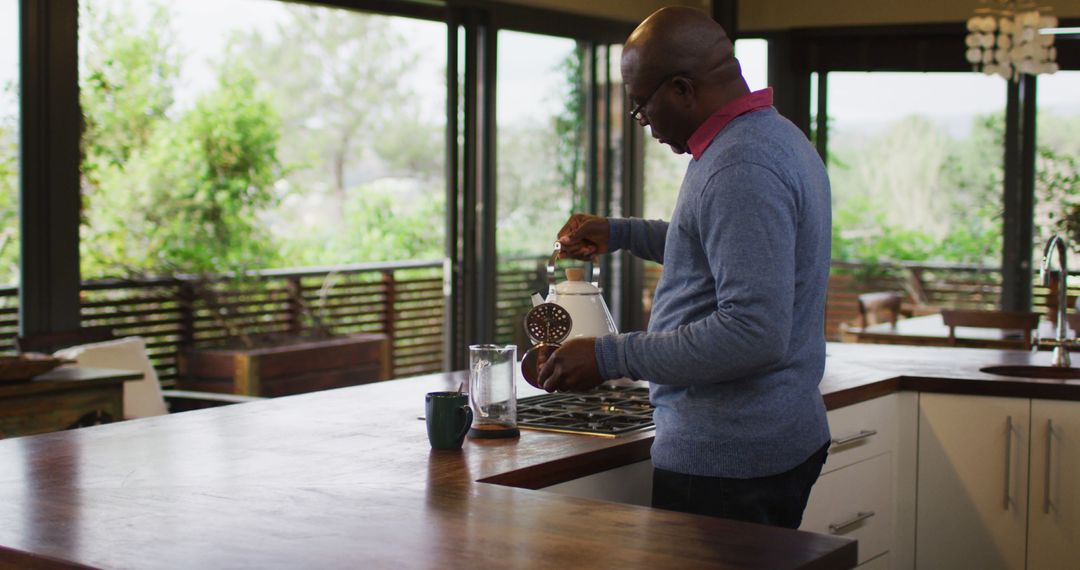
[801,452,894,564]
[857,552,889,570]
[824,394,897,474]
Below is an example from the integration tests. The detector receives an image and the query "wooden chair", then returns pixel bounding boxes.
[857,292,904,329]
[16,327,262,415]
[940,309,1040,349]
[1066,312,1080,335]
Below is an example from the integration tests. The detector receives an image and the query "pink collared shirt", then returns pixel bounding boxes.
[687,87,774,160]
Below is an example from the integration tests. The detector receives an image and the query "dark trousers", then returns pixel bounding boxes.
[651,442,830,529]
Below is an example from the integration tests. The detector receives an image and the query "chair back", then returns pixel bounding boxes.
[858,292,903,329]
[16,326,115,354]
[1066,312,1080,335]
[940,309,1040,349]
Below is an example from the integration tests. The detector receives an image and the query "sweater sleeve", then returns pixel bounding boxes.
[608,217,668,264]
[596,162,796,384]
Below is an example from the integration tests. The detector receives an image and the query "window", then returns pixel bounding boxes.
[78,0,447,279]
[826,72,1006,265]
[0,0,17,287]
[495,30,584,345]
[1035,71,1080,256]
[642,38,769,220]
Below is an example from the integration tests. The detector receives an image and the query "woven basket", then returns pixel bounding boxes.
[0,354,68,383]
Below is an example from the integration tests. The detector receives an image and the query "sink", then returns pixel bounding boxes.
[980,365,1080,379]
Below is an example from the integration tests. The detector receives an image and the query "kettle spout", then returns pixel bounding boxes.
[531,292,544,307]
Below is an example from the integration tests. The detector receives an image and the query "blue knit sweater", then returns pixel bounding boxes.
[594,107,832,478]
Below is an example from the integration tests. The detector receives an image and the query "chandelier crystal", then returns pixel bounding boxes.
[966,1,1059,80]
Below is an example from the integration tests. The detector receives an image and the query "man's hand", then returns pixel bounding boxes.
[538,337,604,393]
[557,214,610,261]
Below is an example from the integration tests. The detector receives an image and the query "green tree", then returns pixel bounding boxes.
[229,6,434,201]
[80,0,178,182]
[280,184,444,266]
[1035,111,1080,257]
[553,45,588,215]
[0,121,16,286]
[80,1,284,279]
[830,112,1004,265]
[227,6,447,264]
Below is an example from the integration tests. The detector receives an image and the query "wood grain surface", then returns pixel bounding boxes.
[5,342,1080,569]
[0,367,140,439]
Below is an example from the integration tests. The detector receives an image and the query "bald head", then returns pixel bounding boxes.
[622,7,743,97]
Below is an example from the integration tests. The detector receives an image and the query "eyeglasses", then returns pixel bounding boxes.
[628,74,677,123]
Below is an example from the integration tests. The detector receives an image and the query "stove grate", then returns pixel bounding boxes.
[516,385,655,437]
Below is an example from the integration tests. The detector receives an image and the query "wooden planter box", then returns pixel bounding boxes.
[176,333,391,397]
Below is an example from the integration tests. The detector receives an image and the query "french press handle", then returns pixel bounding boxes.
[547,242,601,291]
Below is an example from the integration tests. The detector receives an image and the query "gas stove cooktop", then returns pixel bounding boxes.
[516,383,655,438]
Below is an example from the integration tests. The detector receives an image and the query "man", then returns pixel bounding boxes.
[536,7,832,529]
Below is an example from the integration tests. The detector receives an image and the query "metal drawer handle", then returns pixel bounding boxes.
[1045,419,1054,514]
[831,429,877,447]
[1004,416,1014,510]
[829,511,875,534]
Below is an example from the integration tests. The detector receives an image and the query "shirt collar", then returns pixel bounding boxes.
[687,87,774,160]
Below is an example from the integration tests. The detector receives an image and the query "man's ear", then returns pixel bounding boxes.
[670,76,695,103]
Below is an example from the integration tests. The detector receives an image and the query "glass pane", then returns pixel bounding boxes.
[1035,71,1080,257]
[735,38,768,91]
[827,72,1006,266]
[1,0,17,287]
[643,41,767,221]
[495,30,583,346]
[607,44,624,219]
[78,0,447,279]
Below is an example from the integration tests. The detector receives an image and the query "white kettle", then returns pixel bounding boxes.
[532,250,618,340]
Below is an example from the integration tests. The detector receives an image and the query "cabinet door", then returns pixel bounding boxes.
[541,460,653,507]
[917,393,1029,570]
[1028,399,1080,570]
[801,452,893,564]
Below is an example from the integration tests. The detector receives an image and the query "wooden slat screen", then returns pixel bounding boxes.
[2,259,1077,387]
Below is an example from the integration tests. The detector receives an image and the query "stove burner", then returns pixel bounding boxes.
[516,384,654,437]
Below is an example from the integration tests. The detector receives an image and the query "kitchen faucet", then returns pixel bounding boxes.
[1038,234,1079,366]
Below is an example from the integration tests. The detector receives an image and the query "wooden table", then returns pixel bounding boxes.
[848,313,1047,349]
[0,369,858,569]
[4,343,1080,568]
[0,366,141,439]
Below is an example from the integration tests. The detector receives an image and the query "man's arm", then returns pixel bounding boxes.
[608,217,669,264]
[596,162,797,385]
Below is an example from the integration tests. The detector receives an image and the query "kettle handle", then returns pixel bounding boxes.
[547,242,601,292]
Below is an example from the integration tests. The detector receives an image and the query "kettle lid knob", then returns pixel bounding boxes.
[564,267,586,282]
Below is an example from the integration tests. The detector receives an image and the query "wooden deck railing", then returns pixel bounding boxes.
[0,258,551,385]
[1,259,1074,387]
[645,260,1075,342]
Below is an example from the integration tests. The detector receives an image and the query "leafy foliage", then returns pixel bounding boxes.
[1034,146,1080,254]
[496,36,585,256]
[80,1,283,278]
[553,45,588,214]
[829,112,1004,266]
[0,121,16,285]
[225,4,445,262]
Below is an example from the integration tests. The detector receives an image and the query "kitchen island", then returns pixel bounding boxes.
[1,343,1078,569]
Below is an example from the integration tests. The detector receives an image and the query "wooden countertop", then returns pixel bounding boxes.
[821,342,1080,407]
[5,342,1078,569]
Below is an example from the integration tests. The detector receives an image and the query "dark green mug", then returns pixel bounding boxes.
[425,391,473,450]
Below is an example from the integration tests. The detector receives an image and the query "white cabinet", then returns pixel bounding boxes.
[858,553,890,570]
[1028,399,1080,570]
[541,460,652,507]
[916,393,1030,570]
[916,394,1080,570]
[801,392,917,569]
[802,452,893,561]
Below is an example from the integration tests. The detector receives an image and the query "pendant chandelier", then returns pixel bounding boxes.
[965,1,1059,80]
